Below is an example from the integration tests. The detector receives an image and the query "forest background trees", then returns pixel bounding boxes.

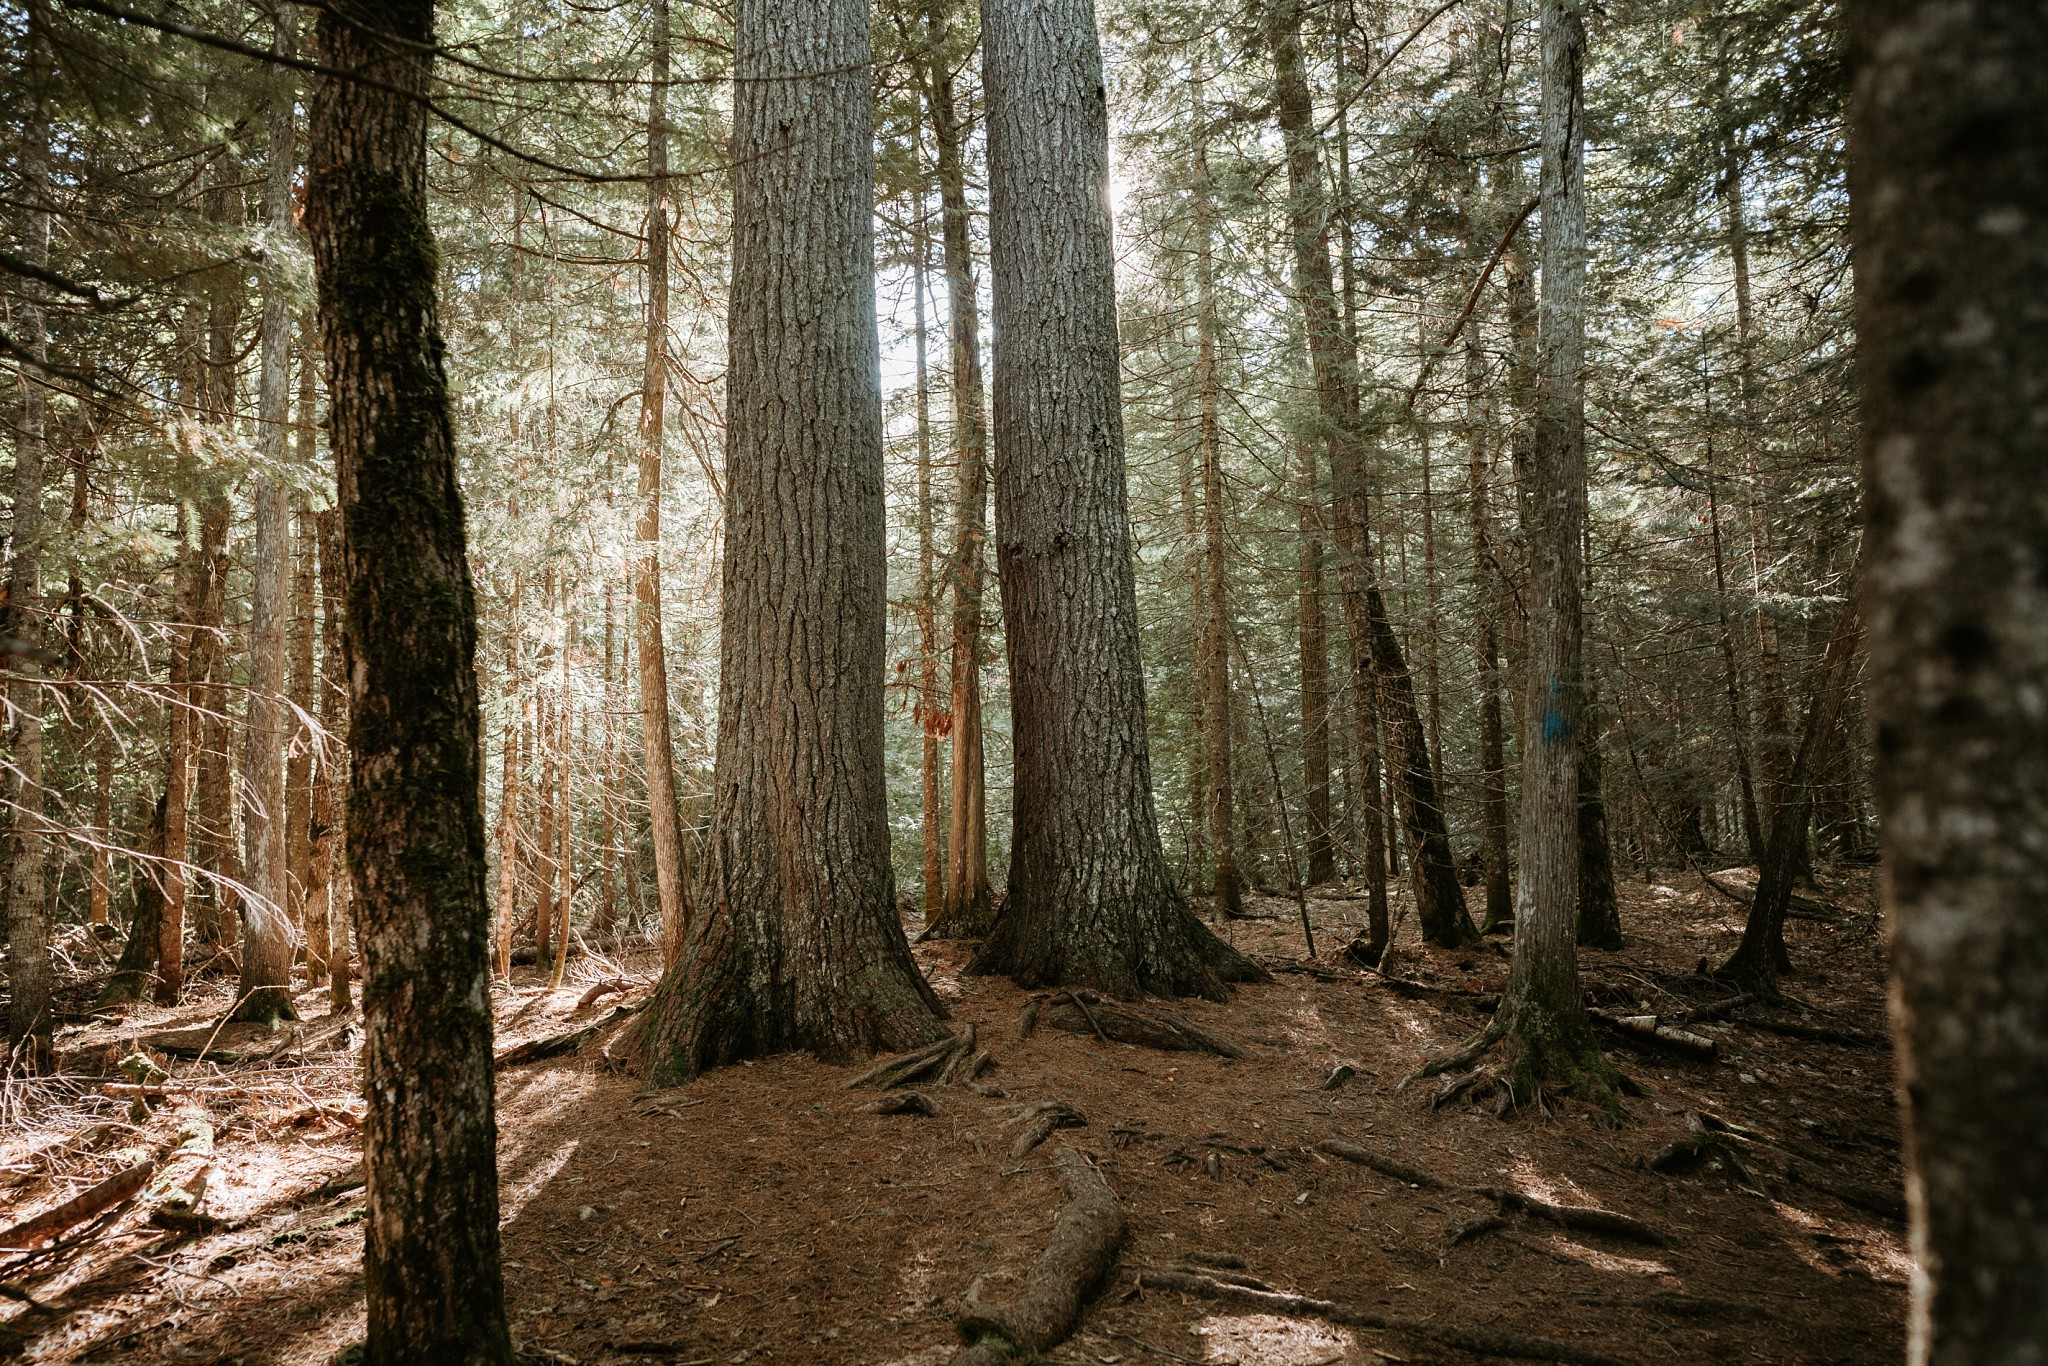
[1,0,1855,1078]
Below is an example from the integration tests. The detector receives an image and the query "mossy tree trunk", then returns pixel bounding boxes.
[631,0,949,1083]
[305,0,512,1356]
[971,0,1263,1001]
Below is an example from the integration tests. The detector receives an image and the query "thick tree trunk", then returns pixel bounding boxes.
[1853,12,2048,1317]
[1193,131,1243,919]
[631,0,949,1082]
[236,22,302,1023]
[1465,329,1512,932]
[635,0,694,965]
[1575,701,1623,949]
[921,11,996,939]
[1494,0,1615,1107]
[1268,0,1471,949]
[972,0,1262,1001]
[305,0,512,1354]
[292,349,323,981]
[5,8,53,1067]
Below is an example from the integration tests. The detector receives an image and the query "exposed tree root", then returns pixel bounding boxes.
[1020,991,1246,1058]
[1317,1137,1665,1245]
[843,1022,989,1090]
[1135,1266,1631,1366]
[951,1147,1126,1362]
[496,1002,643,1067]
[1647,1110,1904,1221]
[860,1091,938,1117]
[1009,1100,1087,1158]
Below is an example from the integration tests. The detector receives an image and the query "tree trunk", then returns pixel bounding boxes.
[636,0,694,965]
[972,0,1262,1001]
[631,0,949,1082]
[314,506,351,1013]
[1466,328,1512,932]
[5,6,53,1068]
[292,340,323,981]
[1575,698,1623,948]
[912,197,947,923]
[101,795,168,1006]
[1297,424,1335,889]
[495,574,521,977]
[1716,602,1859,995]
[1192,126,1243,919]
[1494,0,1615,1108]
[1267,0,1471,949]
[921,8,996,938]
[1853,18,2048,1317]
[305,0,513,1352]
[236,21,302,1024]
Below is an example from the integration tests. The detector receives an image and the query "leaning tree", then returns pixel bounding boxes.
[630,0,949,1082]
[970,0,1262,1000]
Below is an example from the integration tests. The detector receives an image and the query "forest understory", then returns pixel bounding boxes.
[3,870,1904,1366]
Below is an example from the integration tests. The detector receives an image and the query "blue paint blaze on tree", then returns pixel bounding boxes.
[1540,675,1573,745]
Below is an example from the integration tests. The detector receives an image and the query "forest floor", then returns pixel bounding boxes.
[4,867,1905,1366]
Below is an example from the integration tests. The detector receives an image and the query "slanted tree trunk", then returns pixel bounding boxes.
[236,20,302,1024]
[1465,328,1512,932]
[1492,0,1615,1108]
[1192,125,1243,919]
[305,0,513,1352]
[1716,602,1859,995]
[635,0,693,965]
[1852,11,2047,1356]
[972,0,1262,1001]
[5,6,53,1068]
[920,5,997,938]
[630,0,949,1082]
[1268,0,1472,950]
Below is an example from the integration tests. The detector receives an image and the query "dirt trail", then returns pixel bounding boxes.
[2,872,1904,1365]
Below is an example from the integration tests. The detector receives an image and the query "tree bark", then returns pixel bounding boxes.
[292,340,323,981]
[4,2,54,1068]
[972,0,1262,1001]
[631,0,949,1082]
[314,506,351,1013]
[912,194,947,922]
[919,5,996,938]
[1494,0,1615,1107]
[305,0,512,1354]
[494,573,522,977]
[635,0,694,965]
[236,16,302,1023]
[1854,2,2048,1310]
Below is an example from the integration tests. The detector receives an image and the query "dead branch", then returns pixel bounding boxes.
[0,1159,153,1253]
[1591,1011,1719,1061]
[953,1147,1126,1359]
[495,1002,643,1067]
[1314,1138,1448,1189]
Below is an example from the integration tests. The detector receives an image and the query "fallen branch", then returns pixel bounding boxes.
[1319,1137,1664,1244]
[953,1147,1126,1361]
[1591,1012,1718,1061]
[0,1160,154,1253]
[1136,1267,1630,1366]
[1314,1139,1446,1189]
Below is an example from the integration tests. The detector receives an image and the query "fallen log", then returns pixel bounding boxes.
[1591,1012,1718,1061]
[953,1147,1126,1362]
[0,1160,154,1253]
[1136,1267,1630,1366]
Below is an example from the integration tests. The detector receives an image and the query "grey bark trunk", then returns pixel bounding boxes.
[1495,0,1614,1106]
[632,0,948,1080]
[1465,327,1512,931]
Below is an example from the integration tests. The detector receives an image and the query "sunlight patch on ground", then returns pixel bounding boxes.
[500,1134,581,1221]
[1193,1312,1352,1364]
[1543,1235,1672,1276]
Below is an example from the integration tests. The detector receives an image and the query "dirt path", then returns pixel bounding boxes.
[3,873,1904,1365]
